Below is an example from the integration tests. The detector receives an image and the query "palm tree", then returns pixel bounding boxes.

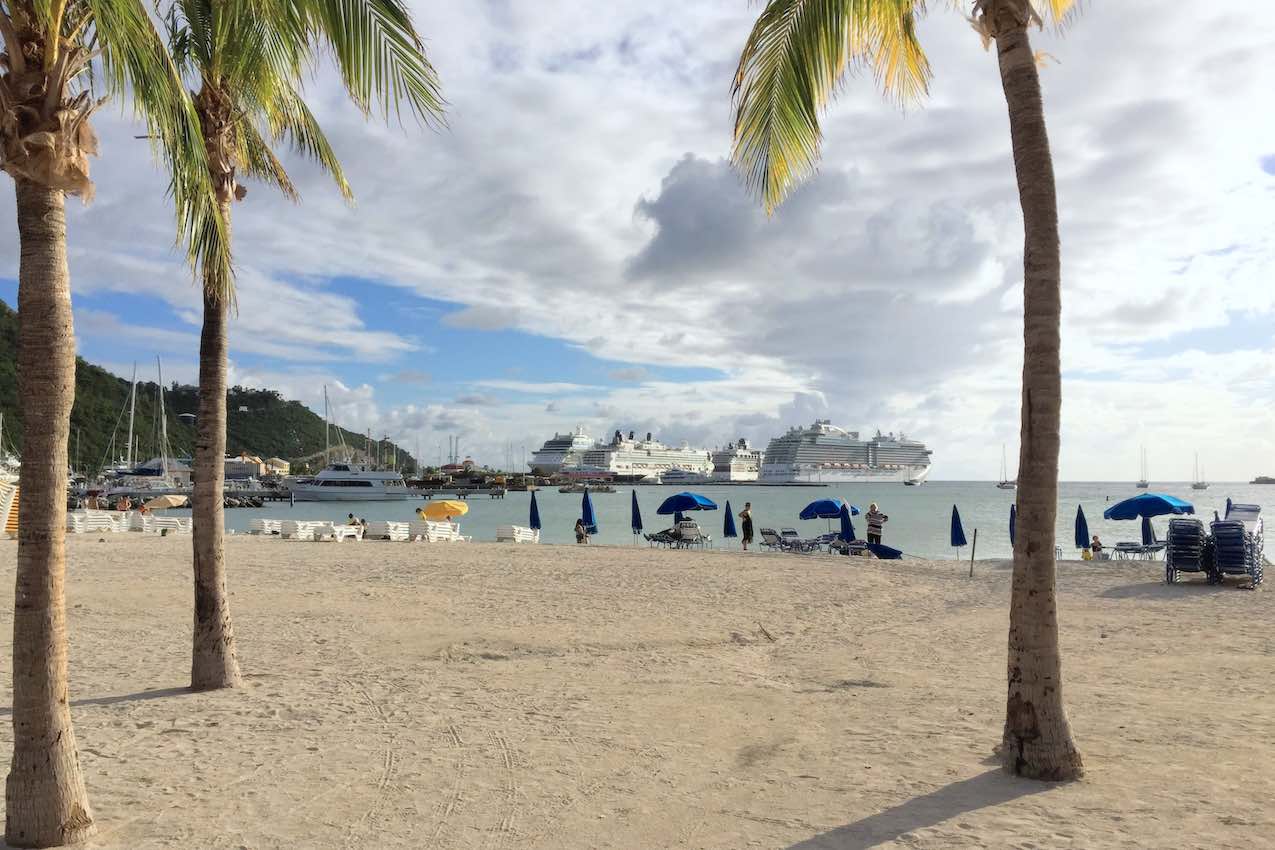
[732,0,1083,780]
[0,1,216,844]
[162,0,443,690]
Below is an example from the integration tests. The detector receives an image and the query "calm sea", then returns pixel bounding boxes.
[205,481,1273,560]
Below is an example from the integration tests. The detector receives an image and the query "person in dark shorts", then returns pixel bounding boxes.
[739,502,754,550]
[866,502,888,545]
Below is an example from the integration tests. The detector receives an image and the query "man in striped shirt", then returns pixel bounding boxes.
[866,503,888,545]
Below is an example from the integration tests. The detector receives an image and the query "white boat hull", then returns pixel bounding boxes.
[761,465,931,485]
[289,487,414,502]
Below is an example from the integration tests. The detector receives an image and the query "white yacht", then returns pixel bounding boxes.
[711,438,763,482]
[567,430,712,483]
[760,420,932,484]
[528,426,595,475]
[660,468,714,486]
[289,462,412,501]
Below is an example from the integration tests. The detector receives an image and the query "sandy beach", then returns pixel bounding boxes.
[1,536,1271,849]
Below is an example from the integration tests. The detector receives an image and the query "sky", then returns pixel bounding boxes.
[1,1,1274,479]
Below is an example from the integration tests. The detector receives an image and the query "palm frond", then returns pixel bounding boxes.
[236,117,299,201]
[731,0,931,213]
[265,85,351,199]
[303,0,445,125]
[84,0,231,295]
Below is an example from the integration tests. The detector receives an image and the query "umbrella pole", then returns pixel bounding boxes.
[969,529,978,577]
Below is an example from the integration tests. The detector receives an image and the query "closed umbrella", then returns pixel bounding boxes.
[1225,497,1233,518]
[581,488,597,534]
[1074,505,1089,550]
[838,503,856,543]
[950,504,967,556]
[630,490,643,539]
[529,490,542,531]
[723,500,738,541]
[1141,514,1155,546]
[1009,503,1017,547]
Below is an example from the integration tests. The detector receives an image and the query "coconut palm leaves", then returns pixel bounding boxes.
[730,0,1077,212]
[162,0,444,302]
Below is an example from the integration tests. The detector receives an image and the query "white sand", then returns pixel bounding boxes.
[0,536,1272,849]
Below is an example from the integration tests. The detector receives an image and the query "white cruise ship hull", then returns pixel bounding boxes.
[290,486,414,502]
[761,465,931,485]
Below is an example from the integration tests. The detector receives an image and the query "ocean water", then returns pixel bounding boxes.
[206,481,1274,560]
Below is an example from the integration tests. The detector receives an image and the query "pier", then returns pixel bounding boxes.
[410,486,507,500]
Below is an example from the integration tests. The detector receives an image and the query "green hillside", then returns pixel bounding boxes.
[0,301,416,475]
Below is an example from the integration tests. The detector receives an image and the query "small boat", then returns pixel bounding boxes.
[659,468,713,486]
[903,479,921,487]
[996,445,1016,490]
[558,481,615,494]
[1191,453,1208,490]
[1136,446,1150,489]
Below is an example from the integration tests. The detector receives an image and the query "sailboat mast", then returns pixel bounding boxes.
[323,385,330,462]
[126,362,137,467]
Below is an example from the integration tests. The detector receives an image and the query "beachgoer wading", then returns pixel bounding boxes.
[866,502,888,545]
[739,502,754,550]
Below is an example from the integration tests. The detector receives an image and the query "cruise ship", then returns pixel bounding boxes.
[711,438,763,482]
[528,427,595,475]
[760,420,932,484]
[289,462,412,501]
[566,430,712,482]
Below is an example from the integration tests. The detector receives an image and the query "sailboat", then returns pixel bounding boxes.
[996,444,1016,490]
[1191,453,1209,490]
[1136,446,1149,489]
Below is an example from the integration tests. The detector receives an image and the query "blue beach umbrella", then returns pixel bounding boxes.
[1141,514,1155,546]
[581,488,598,534]
[950,505,968,552]
[529,490,542,531]
[723,500,738,540]
[1102,493,1194,521]
[799,498,860,519]
[838,503,856,543]
[1074,505,1089,550]
[1009,504,1017,547]
[657,492,718,514]
[630,490,643,536]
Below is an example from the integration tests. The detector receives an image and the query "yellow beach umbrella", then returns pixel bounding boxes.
[143,494,188,510]
[419,500,468,521]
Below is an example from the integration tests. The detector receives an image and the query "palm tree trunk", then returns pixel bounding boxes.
[190,195,242,691]
[995,20,1083,780]
[5,179,96,847]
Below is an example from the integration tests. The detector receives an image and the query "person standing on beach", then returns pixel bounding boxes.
[866,503,888,545]
[739,502,754,550]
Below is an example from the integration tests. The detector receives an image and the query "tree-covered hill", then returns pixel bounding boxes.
[0,301,415,475]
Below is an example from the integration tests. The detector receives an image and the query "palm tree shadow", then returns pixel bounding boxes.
[786,769,1052,849]
[0,686,193,716]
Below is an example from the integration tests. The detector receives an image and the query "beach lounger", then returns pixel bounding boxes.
[365,520,411,541]
[281,520,326,540]
[780,527,820,553]
[496,524,539,543]
[248,518,282,535]
[409,520,469,543]
[67,509,128,534]
[645,530,677,547]
[759,528,785,551]
[1165,518,1209,584]
[1210,504,1264,586]
[312,523,362,542]
[673,520,711,549]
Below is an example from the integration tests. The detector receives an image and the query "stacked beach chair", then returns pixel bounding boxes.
[66,510,129,534]
[496,525,539,543]
[0,482,17,539]
[1209,503,1264,587]
[409,520,468,543]
[1164,518,1209,584]
[130,514,192,534]
[248,518,282,535]
[280,520,327,540]
[365,520,411,541]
